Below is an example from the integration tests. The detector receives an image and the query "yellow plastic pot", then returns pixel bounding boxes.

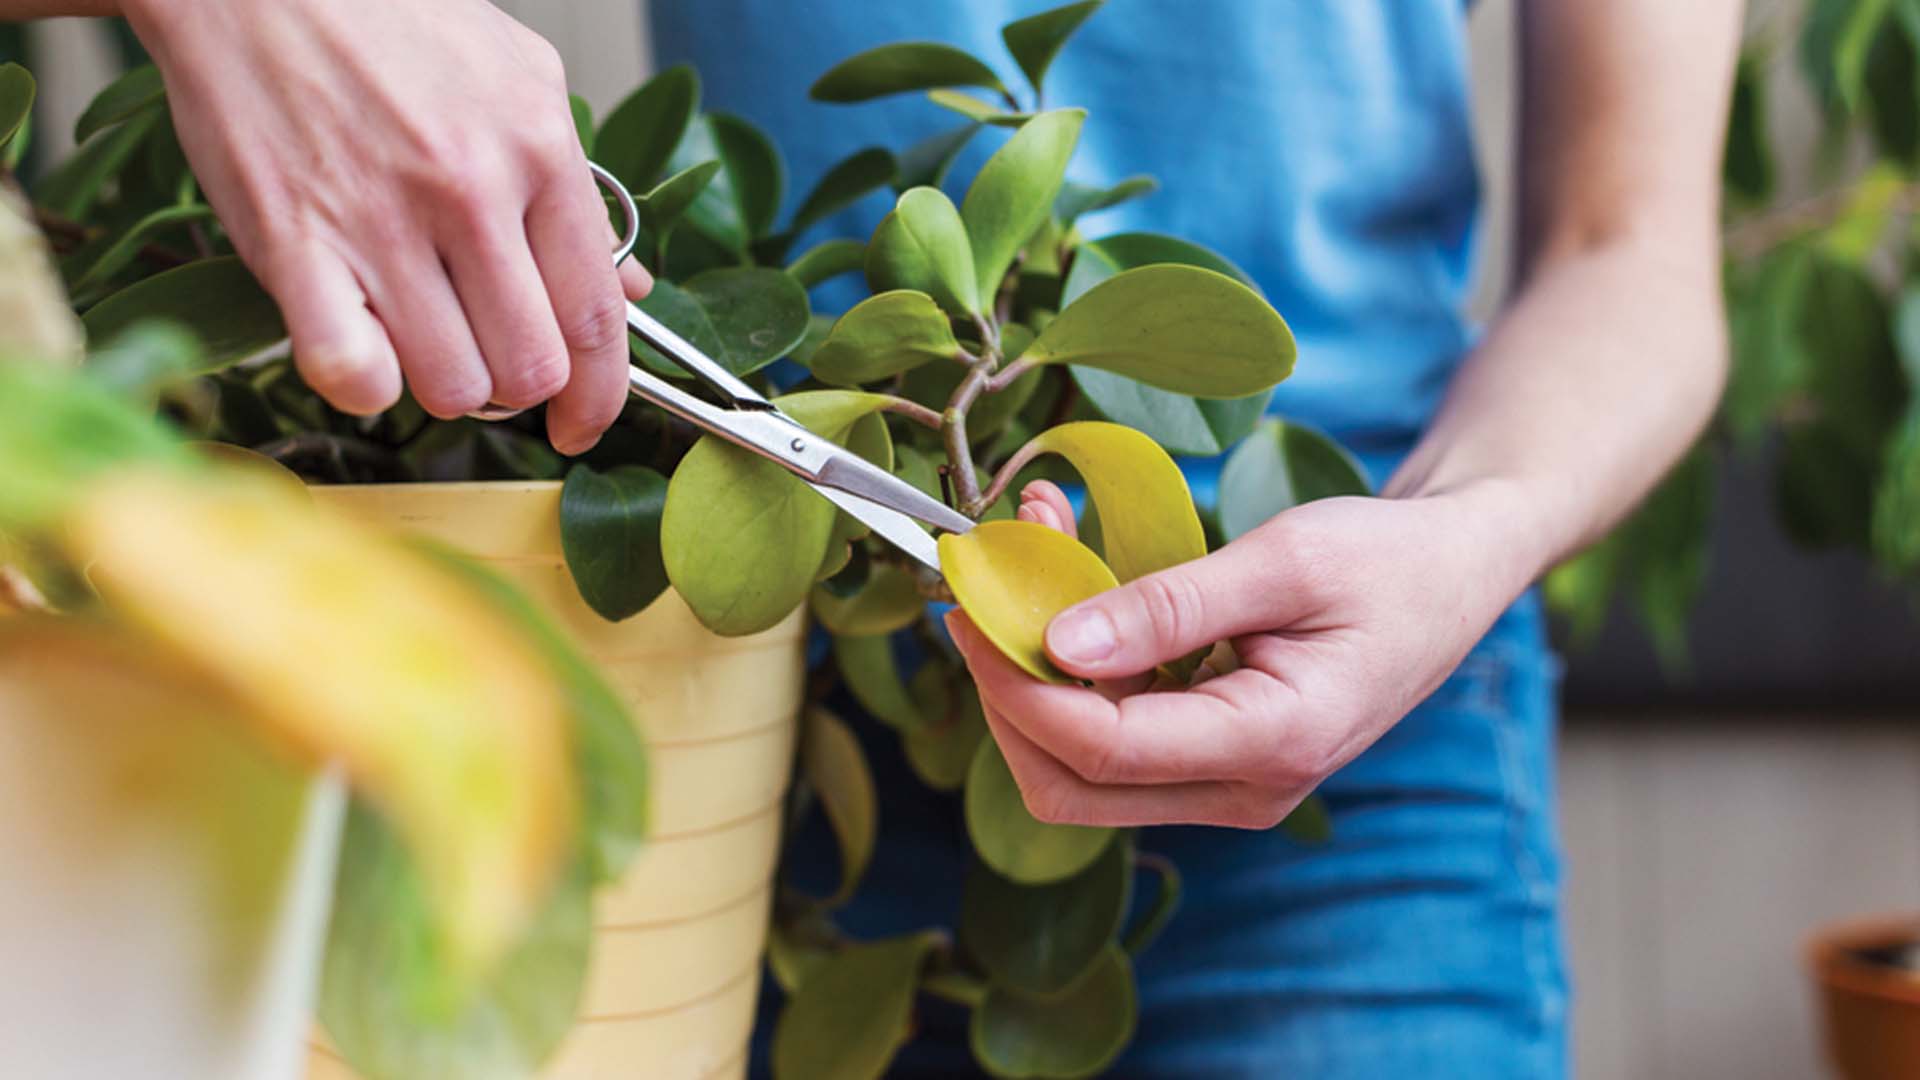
[304,481,806,1080]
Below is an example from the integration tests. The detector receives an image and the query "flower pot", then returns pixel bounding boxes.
[1808,914,1920,1080]
[303,481,805,1080]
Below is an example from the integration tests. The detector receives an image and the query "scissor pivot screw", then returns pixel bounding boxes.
[790,437,807,452]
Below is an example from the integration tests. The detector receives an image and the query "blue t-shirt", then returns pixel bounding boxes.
[650,0,1479,458]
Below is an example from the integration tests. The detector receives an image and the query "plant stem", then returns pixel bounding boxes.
[1723,177,1920,260]
[943,360,994,513]
[982,356,1038,394]
[878,395,943,430]
[976,434,1047,509]
[921,970,990,1008]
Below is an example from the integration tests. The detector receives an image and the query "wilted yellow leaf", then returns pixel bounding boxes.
[939,519,1118,683]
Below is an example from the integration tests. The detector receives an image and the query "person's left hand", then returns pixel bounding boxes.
[945,478,1540,828]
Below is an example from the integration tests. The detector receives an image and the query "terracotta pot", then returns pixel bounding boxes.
[305,482,805,1080]
[1808,914,1920,1080]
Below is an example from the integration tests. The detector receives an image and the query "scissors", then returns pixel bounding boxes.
[472,163,973,571]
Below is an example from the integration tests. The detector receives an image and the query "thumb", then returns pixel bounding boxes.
[1043,542,1293,679]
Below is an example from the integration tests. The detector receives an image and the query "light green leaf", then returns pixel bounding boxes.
[83,320,204,399]
[928,88,1033,127]
[81,257,288,374]
[821,409,896,562]
[596,65,699,191]
[321,808,590,1080]
[1001,0,1105,97]
[896,123,981,191]
[961,836,1129,995]
[965,733,1115,885]
[811,562,924,636]
[0,63,34,155]
[1061,232,1258,307]
[633,267,811,378]
[791,147,898,233]
[971,946,1137,1079]
[811,42,1008,103]
[0,360,198,531]
[788,238,868,289]
[559,464,669,623]
[636,159,722,249]
[905,660,988,791]
[941,519,1120,684]
[1030,264,1294,397]
[800,707,878,907]
[868,186,980,316]
[1218,419,1371,541]
[809,290,962,386]
[772,933,937,1080]
[73,62,164,144]
[961,110,1085,304]
[833,633,924,731]
[1055,175,1157,226]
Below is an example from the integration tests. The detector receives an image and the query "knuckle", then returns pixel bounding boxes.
[1021,781,1074,825]
[414,373,493,419]
[558,289,630,357]
[1131,572,1207,650]
[491,354,570,407]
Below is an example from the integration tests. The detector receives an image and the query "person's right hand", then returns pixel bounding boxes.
[122,0,652,453]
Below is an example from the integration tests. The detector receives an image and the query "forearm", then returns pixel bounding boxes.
[1384,232,1727,581]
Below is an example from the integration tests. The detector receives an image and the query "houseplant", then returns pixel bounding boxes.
[1808,914,1920,1080]
[8,2,1356,1075]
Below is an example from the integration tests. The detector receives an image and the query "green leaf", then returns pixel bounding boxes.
[809,290,962,386]
[1055,175,1157,226]
[661,392,887,635]
[800,707,878,907]
[1871,409,1920,577]
[791,147,898,233]
[668,112,785,251]
[632,267,810,378]
[811,562,924,636]
[1896,283,1920,387]
[0,62,34,156]
[558,464,670,623]
[421,543,649,887]
[66,202,215,300]
[895,123,981,192]
[596,65,699,191]
[1865,23,1919,163]
[83,320,205,399]
[1001,1,1105,97]
[905,660,988,791]
[1061,231,1259,307]
[73,62,164,143]
[1280,794,1334,844]
[868,186,981,316]
[788,238,868,289]
[35,107,159,218]
[833,633,924,731]
[962,110,1084,304]
[965,735,1115,884]
[1724,50,1775,199]
[772,933,937,1080]
[81,257,287,374]
[961,837,1128,995]
[638,159,722,245]
[0,359,198,531]
[1725,248,1814,442]
[1218,419,1371,541]
[928,88,1033,127]
[970,945,1136,1080]
[1030,264,1294,397]
[321,807,591,1080]
[811,42,1008,103]
[568,94,594,157]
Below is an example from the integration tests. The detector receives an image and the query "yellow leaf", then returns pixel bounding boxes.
[939,519,1118,683]
[1013,421,1206,584]
[65,470,573,972]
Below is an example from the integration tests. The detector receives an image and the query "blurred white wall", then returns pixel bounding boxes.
[27,4,1920,1078]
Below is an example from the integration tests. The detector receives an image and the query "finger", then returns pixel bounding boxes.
[528,166,633,455]
[369,248,492,418]
[619,252,654,300]
[1043,538,1303,679]
[981,702,1256,828]
[950,609,1278,785]
[1017,480,1077,539]
[443,221,571,412]
[264,243,401,415]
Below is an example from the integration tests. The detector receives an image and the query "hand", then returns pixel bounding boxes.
[123,0,653,453]
[945,478,1539,828]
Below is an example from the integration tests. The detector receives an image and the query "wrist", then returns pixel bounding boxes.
[1402,474,1559,600]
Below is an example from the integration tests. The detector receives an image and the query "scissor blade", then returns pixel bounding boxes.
[814,486,945,573]
[626,301,773,410]
[815,449,977,536]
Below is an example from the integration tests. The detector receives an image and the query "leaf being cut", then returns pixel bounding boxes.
[1008,422,1206,585]
[1032,264,1294,397]
[772,934,938,1080]
[940,519,1118,683]
[69,471,576,971]
[811,42,1008,103]
[962,110,1085,304]
[965,736,1114,885]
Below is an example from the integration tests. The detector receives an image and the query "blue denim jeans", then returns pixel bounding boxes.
[753,590,1567,1078]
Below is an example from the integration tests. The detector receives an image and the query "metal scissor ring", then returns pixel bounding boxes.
[468,163,641,421]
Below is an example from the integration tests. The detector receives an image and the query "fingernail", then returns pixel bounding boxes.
[1048,607,1115,665]
[1016,504,1041,524]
